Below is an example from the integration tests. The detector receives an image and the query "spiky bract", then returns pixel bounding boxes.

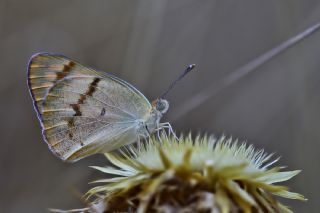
[85,134,305,213]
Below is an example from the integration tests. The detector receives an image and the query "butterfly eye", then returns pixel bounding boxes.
[156,99,169,114]
[157,102,165,111]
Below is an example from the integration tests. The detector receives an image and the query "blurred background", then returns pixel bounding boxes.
[1,0,320,212]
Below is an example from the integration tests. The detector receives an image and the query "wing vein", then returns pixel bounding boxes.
[46,119,137,139]
[50,86,136,119]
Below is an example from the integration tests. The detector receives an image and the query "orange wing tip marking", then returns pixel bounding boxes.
[29,64,65,69]
[31,83,54,90]
[42,109,73,113]
[44,122,68,130]
[29,75,57,79]
[49,138,65,147]
[35,94,58,102]
[35,97,45,102]
[29,64,42,68]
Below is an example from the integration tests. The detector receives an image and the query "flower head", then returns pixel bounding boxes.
[84,134,305,213]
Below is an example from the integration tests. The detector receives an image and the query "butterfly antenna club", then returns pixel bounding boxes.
[161,64,196,99]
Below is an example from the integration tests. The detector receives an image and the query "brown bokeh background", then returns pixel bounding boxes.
[1,1,320,212]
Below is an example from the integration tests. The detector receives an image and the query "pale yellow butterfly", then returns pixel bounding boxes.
[28,53,195,162]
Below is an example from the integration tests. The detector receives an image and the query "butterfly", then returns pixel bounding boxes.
[28,53,195,162]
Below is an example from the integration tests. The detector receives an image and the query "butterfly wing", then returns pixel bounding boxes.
[28,53,151,162]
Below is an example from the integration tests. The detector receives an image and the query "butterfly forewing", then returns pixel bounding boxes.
[28,53,152,162]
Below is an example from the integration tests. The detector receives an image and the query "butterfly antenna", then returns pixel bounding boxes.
[160,64,196,98]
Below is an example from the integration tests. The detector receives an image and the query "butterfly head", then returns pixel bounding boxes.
[152,99,169,114]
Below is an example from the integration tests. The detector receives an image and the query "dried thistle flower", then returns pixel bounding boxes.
[80,134,305,213]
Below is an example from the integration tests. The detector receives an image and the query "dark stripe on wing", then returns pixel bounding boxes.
[87,78,100,96]
[69,77,101,117]
[78,77,100,104]
[56,61,76,80]
[70,104,82,116]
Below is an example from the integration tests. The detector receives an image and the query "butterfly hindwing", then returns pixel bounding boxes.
[28,53,151,161]
[41,75,138,161]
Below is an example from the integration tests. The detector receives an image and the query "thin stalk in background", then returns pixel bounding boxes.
[171,21,320,121]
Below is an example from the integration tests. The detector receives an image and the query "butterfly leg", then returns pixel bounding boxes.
[137,134,141,152]
[159,122,178,140]
[154,124,166,140]
[157,126,161,141]
[145,125,151,135]
[138,132,150,152]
